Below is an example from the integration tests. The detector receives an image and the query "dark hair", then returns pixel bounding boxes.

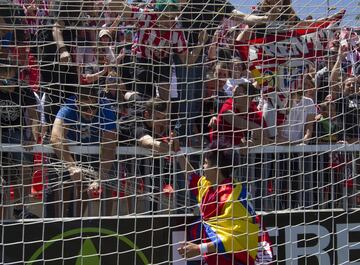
[78,86,98,101]
[204,141,238,178]
[235,82,257,97]
[144,98,167,114]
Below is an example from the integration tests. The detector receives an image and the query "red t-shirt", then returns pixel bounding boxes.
[210,98,266,145]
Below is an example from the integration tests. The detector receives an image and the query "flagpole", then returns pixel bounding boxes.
[327,0,330,16]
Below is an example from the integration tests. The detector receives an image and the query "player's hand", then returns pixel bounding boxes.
[60,50,71,63]
[177,242,201,258]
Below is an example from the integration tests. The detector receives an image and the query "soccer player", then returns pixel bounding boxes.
[176,142,273,264]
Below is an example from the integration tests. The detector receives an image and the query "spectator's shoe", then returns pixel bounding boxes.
[13,208,39,219]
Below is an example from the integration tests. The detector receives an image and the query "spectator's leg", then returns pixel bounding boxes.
[303,154,315,209]
[0,154,12,219]
[278,153,290,210]
[2,129,37,218]
[101,173,117,216]
[291,153,304,209]
[261,153,275,211]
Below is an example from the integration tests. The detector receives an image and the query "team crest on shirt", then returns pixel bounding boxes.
[0,100,20,122]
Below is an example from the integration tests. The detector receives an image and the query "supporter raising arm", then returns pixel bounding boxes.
[330,43,360,144]
[50,87,117,217]
[134,98,177,153]
[107,0,189,100]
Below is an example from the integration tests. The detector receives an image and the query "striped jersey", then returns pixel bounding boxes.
[129,7,187,60]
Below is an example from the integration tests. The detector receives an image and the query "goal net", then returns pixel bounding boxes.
[0,0,359,264]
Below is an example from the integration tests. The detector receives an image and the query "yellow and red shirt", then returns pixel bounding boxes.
[189,173,260,265]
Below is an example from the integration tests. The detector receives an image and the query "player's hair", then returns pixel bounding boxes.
[204,141,238,178]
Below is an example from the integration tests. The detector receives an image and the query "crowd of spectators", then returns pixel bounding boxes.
[0,0,359,218]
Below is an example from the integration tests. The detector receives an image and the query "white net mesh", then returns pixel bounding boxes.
[0,0,360,264]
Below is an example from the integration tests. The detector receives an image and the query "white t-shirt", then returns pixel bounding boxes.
[281,96,317,141]
[170,65,178,99]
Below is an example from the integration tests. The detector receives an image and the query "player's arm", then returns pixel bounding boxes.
[176,154,195,173]
[207,30,221,61]
[52,20,65,50]
[175,135,195,174]
[178,242,216,258]
[24,88,40,145]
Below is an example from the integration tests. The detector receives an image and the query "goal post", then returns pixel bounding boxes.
[0,0,359,264]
